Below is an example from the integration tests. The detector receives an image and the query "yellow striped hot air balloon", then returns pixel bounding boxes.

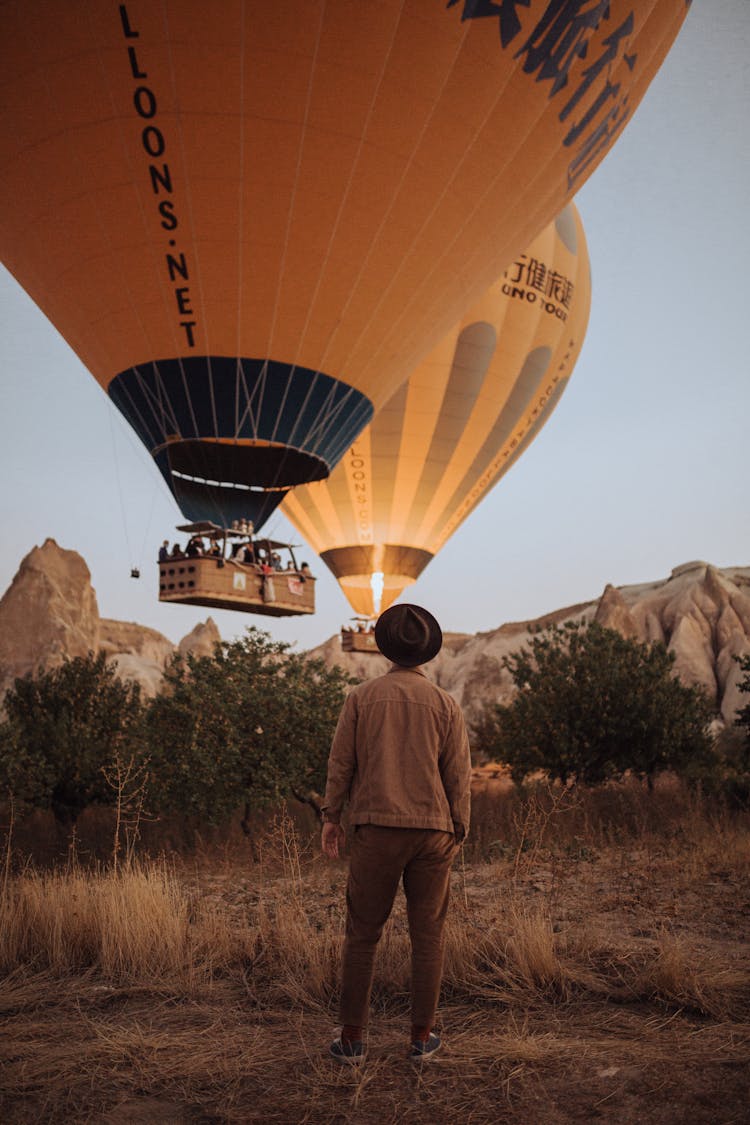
[1,2,686,528]
[282,204,591,616]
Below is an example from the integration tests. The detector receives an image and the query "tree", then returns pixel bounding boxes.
[145,628,353,826]
[733,654,750,768]
[0,652,145,823]
[473,621,714,786]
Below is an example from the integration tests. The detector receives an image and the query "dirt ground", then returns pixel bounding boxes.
[2,817,749,1124]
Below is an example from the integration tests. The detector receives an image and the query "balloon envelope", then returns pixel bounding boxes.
[282,205,591,616]
[0,1,685,526]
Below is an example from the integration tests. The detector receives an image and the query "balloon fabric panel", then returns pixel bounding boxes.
[282,204,592,616]
[1,2,686,527]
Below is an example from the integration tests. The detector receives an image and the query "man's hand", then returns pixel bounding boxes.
[321,821,345,859]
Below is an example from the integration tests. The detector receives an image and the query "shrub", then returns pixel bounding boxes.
[473,621,714,786]
[0,653,144,824]
[145,628,353,826]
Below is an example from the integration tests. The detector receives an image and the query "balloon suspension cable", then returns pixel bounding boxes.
[137,481,160,570]
[107,398,136,574]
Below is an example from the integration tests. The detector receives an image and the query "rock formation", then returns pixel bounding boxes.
[0,540,220,699]
[99,619,176,668]
[178,618,221,660]
[99,619,176,699]
[0,539,100,698]
[1,542,748,725]
[311,562,750,726]
[594,583,639,638]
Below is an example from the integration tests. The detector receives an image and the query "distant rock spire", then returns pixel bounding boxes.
[178,618,221,660]
[0,540,223,700]
[594,583,639,639]
[0,538,99,698]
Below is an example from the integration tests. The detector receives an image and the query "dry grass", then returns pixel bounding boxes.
[1,862,224,983]
[1,800,749,1123]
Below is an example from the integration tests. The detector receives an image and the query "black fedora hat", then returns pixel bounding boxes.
[374,604,442,667]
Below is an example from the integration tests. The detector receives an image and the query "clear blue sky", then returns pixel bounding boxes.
[1,1,748,651]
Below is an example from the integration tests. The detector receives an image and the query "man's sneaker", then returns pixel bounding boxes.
[409,1031,441,1062]
[329,1034,365,1063]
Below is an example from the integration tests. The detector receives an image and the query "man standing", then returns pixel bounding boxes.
[321,604,472,1063]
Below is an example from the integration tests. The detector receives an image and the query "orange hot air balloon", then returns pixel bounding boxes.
[282,205,591,617]
[1,2,685,528]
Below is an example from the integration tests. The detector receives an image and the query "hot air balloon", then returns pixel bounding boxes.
[0,2,686,529]
[282,204,591,617]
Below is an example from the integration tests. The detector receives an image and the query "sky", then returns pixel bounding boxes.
[1,1,748,653]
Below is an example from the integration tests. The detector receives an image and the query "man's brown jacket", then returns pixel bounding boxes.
[322,666,472,838]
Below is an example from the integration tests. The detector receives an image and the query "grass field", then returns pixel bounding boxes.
[1,783,749,1123]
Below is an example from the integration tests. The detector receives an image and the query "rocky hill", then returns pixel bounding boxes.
[0,541,748,726]
[311,561,750,726]
[0,539,219,699]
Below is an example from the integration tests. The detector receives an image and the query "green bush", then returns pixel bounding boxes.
[145,628,353,826]
[0,652,144,824]
[733,654,750,766]
[473,621,715,786]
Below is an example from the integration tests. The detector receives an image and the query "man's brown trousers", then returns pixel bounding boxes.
[339,824,457,1030]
